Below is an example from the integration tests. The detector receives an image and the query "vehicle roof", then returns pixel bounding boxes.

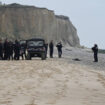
[20,40,26,42]
[26,38,45,41]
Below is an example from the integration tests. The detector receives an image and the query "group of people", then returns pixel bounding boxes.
[47,40,63,58]
[0,39,21,60]
[0,39,63,60]
[48,41,99,62]
[0,38,99,62]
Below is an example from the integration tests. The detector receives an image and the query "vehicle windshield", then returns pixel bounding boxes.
[27,40,44,47]
[20,41,26,45]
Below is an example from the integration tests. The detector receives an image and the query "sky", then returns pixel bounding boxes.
[1,0,105,48]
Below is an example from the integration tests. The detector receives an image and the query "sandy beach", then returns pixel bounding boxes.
[0,47,105,105]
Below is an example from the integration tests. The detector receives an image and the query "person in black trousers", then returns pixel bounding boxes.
[8,41,14,60]
[49,40,54,58]
[4,39,10,60]
[92,44,98,62]
[56,42,63,58]
[20,42,27,60]
[0,39,3,60]
[45,43,48,58]
[14,40,20,60]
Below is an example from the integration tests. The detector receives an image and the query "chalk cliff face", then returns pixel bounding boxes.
[0,3,80,46]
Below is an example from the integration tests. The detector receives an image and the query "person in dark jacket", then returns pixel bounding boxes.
[4,39,10,60]
[8,41,14,60]
[0,39,3,60]
[49,40,54,58]
[14,40,20,60]
[45,43,48,57]
[56,42,63,58]
[92,44,98,62]
[20,42,26,60]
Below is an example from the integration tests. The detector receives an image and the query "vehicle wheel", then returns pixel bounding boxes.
[41,53,46,60]
[26,53,31,60]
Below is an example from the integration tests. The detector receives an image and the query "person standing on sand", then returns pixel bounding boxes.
[8,41,14,60]
[92,44,98,62]
[45,43,48,58]
[56,41,63,58]
[14,40,20,60]
[4,39,10,60]
[49,40,54,58]
[0,39,3,60]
